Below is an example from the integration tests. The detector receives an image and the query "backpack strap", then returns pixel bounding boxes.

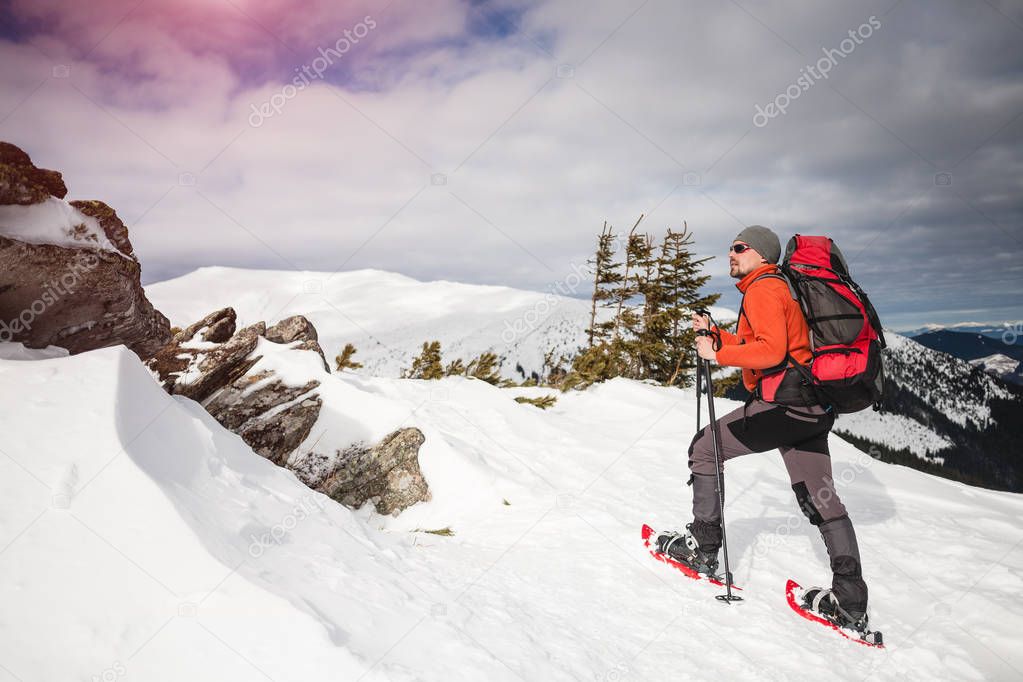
[736,271,822,407]
[736,272,797,329]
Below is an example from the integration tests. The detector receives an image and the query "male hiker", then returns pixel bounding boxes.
[654,225,870,630]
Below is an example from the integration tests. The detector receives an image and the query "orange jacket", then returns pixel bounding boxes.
[714,264,812,392]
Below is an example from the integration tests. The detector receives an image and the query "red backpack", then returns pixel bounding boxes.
[780,235,886,413]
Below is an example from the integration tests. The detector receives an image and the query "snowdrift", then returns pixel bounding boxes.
[2,344,1021,680]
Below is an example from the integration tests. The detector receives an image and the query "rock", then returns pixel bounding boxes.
[149,308,323,463]
[0,141,67,204]
[204,373,321,465]
[69,200,134,257]
[0,237,171,358]
[175,307,236,344]
[318,427,430,516]
[147,308,431,516]
[0,141,170,358]
[265,314,329,371]
[149,318,265,402]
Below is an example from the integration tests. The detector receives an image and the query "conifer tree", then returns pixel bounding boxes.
[466,351,501,385]
[444,358,465,376]
[405,341,444,379]
[586,221,622,347]
[334,343,363,372]
[567,218,719,390]
[656,223,720,387]
[610,215,644,346]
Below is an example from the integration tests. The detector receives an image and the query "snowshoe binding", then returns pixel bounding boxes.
[800,585,883,646]
[653,524,720,576]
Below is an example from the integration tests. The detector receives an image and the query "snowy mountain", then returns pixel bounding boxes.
[720,329,1023,490]
[3,342,1022,680]
[899,322,1020,340]
[969,353,1023,386]
[147,267,736,381]
[910,329,1023,363]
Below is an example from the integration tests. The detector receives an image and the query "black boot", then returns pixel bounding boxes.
[802,586,869,633]
[819,516,868,614]
[654,520,720,575]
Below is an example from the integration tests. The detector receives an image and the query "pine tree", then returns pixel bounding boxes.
[610,215,644,346]
[334,343,363,372]
[466,352,501,385]
[655,223,720,387]
[631,231,667,380]
[566,217,718,390]
[586,221,622,347]
[444,358,465,376]
[405,341,444,379]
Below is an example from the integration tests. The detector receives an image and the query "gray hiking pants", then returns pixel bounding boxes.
[687,398,868,612]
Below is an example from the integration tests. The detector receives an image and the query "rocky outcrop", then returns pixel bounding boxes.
[0,141,66,204]
[149,308,320,465]
[69,199,134,258]
[0,141,170,358]
[265,315,329,371]
[147,308,431,515]
[149,308,265,402]
[318,428,430,516]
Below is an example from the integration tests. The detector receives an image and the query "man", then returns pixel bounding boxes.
[655,225,870,630]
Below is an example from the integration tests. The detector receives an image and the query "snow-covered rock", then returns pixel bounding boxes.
[147,307,431,515]
[0,141,170,358]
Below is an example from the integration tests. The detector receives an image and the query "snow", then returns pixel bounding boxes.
[2,344,1022,680]
[833,411,951,463]
[0,342,69,360]
[0,196,128,257]
[883,331,1013,429]
[970,353,1020,377]
[147,266,736,381]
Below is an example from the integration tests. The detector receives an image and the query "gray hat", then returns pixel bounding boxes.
[734,225,781,264]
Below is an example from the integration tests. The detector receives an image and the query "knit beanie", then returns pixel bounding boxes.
[734,225,781,264]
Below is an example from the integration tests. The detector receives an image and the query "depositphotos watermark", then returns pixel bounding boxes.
[1003,322,1022,346]
[0,248,104,343]
[501,261,590,344]
[249,15,377,128]
[753,15,881,128]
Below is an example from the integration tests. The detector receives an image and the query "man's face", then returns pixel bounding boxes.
[728,241,765,278]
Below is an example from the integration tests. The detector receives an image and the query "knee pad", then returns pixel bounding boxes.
[792,481,824,526]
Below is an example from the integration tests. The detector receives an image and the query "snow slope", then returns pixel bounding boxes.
[146,266,737,381]
[2,345,1022,681]
[833,410,951,463]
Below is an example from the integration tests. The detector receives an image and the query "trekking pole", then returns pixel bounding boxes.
[695,347,702,431]
[693,308,710,431]
[695,326,743,604]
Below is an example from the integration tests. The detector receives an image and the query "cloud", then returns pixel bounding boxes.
[0,0,1020,329]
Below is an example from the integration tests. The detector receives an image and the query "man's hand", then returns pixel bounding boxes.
[695,335,717,362]
[691,312,711,332]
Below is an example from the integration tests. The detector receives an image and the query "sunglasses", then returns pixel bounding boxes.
[729,243,752,254]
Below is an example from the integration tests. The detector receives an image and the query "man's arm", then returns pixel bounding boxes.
[714,286,788,369]
[713,325,739,346]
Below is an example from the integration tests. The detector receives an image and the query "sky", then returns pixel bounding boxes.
[0,0,1021,331]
